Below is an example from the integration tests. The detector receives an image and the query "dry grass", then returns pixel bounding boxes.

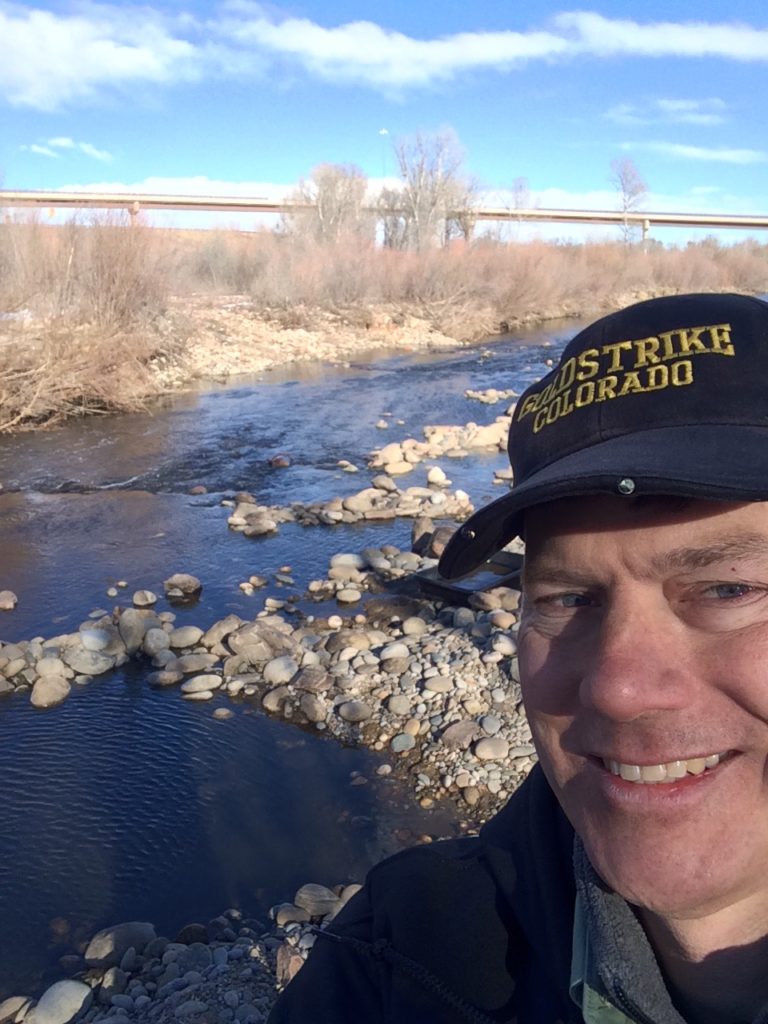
[2,212,768,430]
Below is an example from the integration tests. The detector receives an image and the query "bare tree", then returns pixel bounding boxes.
[285,163,372,245]
[610,158,648,244]
[384,130,476,250]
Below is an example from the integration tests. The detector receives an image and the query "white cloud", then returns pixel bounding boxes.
[4,5,768,110]
[0,1,205,109]
[25,143,59,158]
[219,14,569,87]
[21,135,113,161]
[78,142,112,162]
[655,98,726,124]
[637,142,767,164]
[607,97,727,126]
[554,12,768,60]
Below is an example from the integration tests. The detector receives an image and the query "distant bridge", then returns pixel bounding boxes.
[2,189,768,238]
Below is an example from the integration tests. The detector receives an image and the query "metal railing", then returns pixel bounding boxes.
[2,189,768,237]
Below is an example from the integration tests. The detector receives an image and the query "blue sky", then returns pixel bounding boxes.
[2,1,768,238]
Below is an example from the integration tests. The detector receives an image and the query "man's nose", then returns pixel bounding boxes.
[578,594,694,722]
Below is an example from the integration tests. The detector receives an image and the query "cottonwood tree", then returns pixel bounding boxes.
[382,131,476,250]
[610,158,648,244]
[285,163,372,244]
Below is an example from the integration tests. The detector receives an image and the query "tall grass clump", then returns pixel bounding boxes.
[0,213,181,428]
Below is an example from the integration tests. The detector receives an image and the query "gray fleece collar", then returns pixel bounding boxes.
[573,837,686,1024]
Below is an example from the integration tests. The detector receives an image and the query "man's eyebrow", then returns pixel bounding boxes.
[521,564,601,587]
[650,535,768,573]
[523,535,768,586]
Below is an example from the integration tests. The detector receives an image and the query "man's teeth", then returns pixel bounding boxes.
[603,753,724,784]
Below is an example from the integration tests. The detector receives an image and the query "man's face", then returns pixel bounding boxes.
[519,495,768,920]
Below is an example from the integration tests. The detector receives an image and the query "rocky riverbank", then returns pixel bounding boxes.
[0,881,365,1024]
[149,299,477,392]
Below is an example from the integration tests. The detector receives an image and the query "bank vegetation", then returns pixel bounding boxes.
[2,152,768,430]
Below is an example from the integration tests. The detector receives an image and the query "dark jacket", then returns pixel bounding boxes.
[268,767,582,1023]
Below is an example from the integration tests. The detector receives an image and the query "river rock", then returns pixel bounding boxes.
[79,629,112,652]
[118,609,148,654]
[474,737,510,761]
[336,588,362,603]
[262,685,290,713]
[171,653,219,674]
[62,648,114,676]
[84,922,156,968]
[293,666,330,693]
[132,590,157,608]
[242,514,278,537]
[98,967,127,1004]
[147,670,183,688]
[181,674,222,694]
[480,714,502,736]
[299,693,327,723]
[35,657,69,678]
[440,720,483,750]
[30,676,71,709]
[390,733,416,753]
[0,996,32,1023]
[25,981,92,1024]
[330,553,366,570]
[423,676,453,694]
[201,614,244,649]
[380,642,409,661]
[338,700,373,723]
[163,574,202,599]
[387,694,411,715]
[401,616,427,636]
[294,884,341,918]
[142,628,170,657]
[426,466,448,486]
[263,655,298,686]
[341,489,380,514]
[169,626,204,649]
[0,591,17,611]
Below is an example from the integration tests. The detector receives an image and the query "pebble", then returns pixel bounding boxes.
[474,737,510,761]
[338,700,372,723]
[169,626,205,649]
[390,733,415,753]
[132,590,158,608]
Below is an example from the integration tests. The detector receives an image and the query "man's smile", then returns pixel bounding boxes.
[600,750,730,783]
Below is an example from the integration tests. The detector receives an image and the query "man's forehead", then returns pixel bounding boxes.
[521,495,768,565]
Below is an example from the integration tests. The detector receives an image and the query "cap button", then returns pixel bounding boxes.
[460,526,477,540]
[617,477,636,495]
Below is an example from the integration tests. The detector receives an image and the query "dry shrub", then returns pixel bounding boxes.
[0,213,180,429]
[0,324,181,430]
[0,213,169,327]
[2,213,768,430]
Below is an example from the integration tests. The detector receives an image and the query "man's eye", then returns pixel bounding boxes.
[537,592,594,608]
[705,583,756,600]
[559,593,593,607]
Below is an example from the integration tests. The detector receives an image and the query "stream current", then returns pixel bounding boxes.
[0,321,573,999]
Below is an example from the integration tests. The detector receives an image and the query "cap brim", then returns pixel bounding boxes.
[438,425,768,580]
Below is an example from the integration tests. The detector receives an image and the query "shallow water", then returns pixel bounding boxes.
[0,321,574,998]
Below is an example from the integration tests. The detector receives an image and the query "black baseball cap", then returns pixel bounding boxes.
[439,292,768,580]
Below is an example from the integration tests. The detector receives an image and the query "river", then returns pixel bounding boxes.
[0,321,573,999]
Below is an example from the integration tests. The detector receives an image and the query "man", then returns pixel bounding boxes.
[268,292,768,1023]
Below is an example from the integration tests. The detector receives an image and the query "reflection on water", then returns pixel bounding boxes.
[0,323,575,1000]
